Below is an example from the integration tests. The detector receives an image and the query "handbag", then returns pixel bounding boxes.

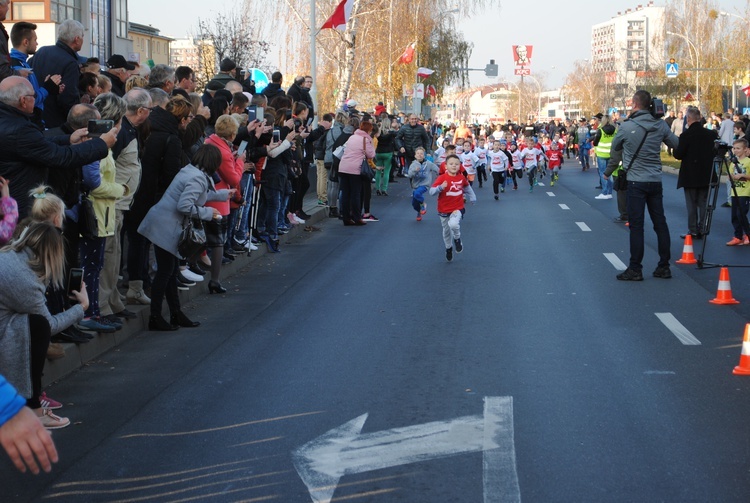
[360,137,374,180]
[177,214,206,259]
[78,192,98,239]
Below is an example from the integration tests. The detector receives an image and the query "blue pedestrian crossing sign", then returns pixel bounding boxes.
[666,59,679,78]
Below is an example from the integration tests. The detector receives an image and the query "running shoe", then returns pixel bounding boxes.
[40,408,70,430]
[416,214,422,221]
[446,247,453,262]
[727,237,743,246]
[40,392,62,410]
[454,238,463,253]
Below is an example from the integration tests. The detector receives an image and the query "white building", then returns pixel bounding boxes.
[591,1,666,101]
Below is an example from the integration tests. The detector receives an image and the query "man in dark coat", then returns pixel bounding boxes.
[287,75,314,118]
[0,77,115,219]
[395,114,431,176]
[29,19,84,127]
[261,71,286,101]
[101,54,134,97]
[673,106,718,238]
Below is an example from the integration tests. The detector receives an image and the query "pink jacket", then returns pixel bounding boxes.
[204,134,243,216]
[339,129,375,175]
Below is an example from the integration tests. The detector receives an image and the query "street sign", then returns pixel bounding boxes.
[293,396,520,503]
[666,62,679,78]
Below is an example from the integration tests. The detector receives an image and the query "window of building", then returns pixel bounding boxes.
[11,1,45,21]
[115,0,127,38]
[50,0,82,22]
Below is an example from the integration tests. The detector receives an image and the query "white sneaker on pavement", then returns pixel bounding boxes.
[180,268,204,283]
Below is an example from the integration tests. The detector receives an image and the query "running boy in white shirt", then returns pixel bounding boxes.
[459,140,479,186]
[474,137,489,188]
[520,142,548,192]
[487,140,510,200]
[509,142,524,190]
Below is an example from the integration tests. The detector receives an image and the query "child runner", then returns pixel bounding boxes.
[547,141,563,186]
[459,140,479,186]
[430,154,476,262]
[474,137,489,188]
[407,147,439,221]
[520,141,547,192]
[727,138,750,245]
[487,140,510,200]
[509,142,524,190]
[434,138,450,167]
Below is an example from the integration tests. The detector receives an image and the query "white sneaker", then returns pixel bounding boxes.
[293,215,306,224]
[39,408,70,430]
[245,241,259,251]
[180,268,204,283]
[605,194,613,199]
[595,194,608,199]
[287,212,299,225]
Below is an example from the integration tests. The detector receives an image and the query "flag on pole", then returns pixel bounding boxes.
[684,90,694,101]
[320,0,354,31]
[417,67,435,79]
[426,84,437,98]
[742,84,750,97]
[398,43,415,64]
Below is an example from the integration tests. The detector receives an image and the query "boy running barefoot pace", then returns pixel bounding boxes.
[430,154,477,262]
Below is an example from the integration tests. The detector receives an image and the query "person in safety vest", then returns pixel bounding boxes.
[593,114,617,199]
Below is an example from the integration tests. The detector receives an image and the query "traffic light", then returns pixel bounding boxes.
[485,59,498,77]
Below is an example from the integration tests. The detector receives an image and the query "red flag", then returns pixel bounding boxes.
[684,91,694,101]
[417,67,434,79]
[742,84,750,97]
[426,84,437,98]
[398,43,415,64]
[321,0,353,31]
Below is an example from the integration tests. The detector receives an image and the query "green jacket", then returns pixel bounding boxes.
[89,150,127,237]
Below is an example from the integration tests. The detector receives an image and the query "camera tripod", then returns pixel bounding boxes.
[697,151,750,269]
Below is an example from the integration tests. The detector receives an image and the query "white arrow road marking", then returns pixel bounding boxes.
[576,222,591,232]
[546,192,555,197]
[655,313,702,345]
[604,253,627,271]
[293,397,519,503]
[559,204,570,210]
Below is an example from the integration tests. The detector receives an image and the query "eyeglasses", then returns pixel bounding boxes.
[20,93,37,102]
[139,106,152,114]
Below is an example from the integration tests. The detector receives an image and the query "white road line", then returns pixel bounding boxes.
[655,313,702,345]
[546,192,555,197]
[576,222,591,232]
[559,204,570,210]
[603,253,627,271]
[483,397,521,503]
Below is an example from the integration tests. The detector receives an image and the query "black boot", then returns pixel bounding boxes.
[171,310,200,328]
[329,207,339,218]
[149,314,178,331]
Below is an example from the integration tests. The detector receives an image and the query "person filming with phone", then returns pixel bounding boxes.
[0,221,90,429]
[0,77,117,220]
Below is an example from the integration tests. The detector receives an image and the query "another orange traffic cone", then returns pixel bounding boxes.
[675,234,697,264]
[733,324,750,375]
[710,267,740,305]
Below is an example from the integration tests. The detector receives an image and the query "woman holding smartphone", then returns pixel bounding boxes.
[0,222,89,429]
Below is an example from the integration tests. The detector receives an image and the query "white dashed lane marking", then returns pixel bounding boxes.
[655,313,702,345]
[559,204,569,210]
[576,222,591,232]
[546,192,555,197]
[604,253,627,271]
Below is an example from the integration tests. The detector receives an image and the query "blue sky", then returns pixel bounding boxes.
[130,0,747,89]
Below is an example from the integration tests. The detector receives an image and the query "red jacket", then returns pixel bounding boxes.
[204,134,243,216]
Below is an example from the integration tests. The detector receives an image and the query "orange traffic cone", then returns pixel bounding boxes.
[733,324,750,375]
[710,267,739,305]
[675,234,697,264]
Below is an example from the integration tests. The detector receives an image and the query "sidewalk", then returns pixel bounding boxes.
[42,190,328,387]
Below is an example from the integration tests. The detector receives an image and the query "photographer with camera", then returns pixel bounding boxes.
[673,106,717,240]
[607,90,679,281]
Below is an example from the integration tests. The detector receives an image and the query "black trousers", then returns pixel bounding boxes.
[27,314,51,409]
[151,245,180,317]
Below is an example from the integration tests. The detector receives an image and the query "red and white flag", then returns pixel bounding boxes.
[426,84,437,98]
[320,0,353,31]
[417,67,434,79]
[684,90,694,101]
[742,84,750,97]
[398,43,415,64]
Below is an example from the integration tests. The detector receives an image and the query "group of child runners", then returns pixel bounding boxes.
[406,133,565,261]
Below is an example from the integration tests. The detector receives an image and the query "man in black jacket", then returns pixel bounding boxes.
[673,106,718,239]
[262,71,286,101]
[395,114,431,176]
[287,75,314,118]
[29,19,84,127]
[0,77,115,219]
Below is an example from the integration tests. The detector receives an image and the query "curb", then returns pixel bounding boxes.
[42,200,328,387]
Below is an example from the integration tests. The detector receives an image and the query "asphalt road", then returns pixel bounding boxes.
[3,159,750,502]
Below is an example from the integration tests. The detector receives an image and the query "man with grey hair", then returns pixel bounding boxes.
[147,64,175,95]
[148,87,169,110]
[0,76,116,218]
[99,88,153,323]
[101,54,134,97]
[673,106,717,240]
[0,0,32,82]
[29,19,84,127]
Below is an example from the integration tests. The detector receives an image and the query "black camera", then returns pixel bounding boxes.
[714,140,732,157]
[649,97,666,119]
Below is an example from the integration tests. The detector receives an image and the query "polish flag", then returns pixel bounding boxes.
[398,43,415,64]
[742,84,750,97]
[321,0,353,31]
[417,67,435,79]
[684,91,694,101]
[426,84,437,98]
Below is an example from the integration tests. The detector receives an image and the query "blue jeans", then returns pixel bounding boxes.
[626,181,671,271]
[597,157,612,195]
[579,147,590,169]
[261,186,281,240]
[235,173,253,241]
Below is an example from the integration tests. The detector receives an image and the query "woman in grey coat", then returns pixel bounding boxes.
[0,222,89,429]
[138,144,231,331]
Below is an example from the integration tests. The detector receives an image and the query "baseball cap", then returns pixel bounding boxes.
[579,117,587,122]
[106,54,135,71]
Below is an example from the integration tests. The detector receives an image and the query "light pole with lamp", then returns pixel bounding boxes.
[666,30,700,106]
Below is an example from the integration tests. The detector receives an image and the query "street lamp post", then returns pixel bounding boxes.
[666,30,700,106]
[524,74,542,121]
